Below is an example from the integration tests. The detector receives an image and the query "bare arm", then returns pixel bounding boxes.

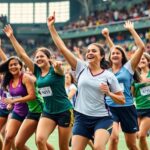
[3,74,36,104]
[108,91,125,104]
[124,21,145,71]
[101,28,115,49]
[73,46,84,60]
[131,86,135,97]
[3,25,34,73]
[100,83,125,104]
[68,88,77,100]
[47,12,77,70]
[0,39,7,61]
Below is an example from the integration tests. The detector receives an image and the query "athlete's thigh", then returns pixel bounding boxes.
[36,117,56,140]
[15,119,38,144]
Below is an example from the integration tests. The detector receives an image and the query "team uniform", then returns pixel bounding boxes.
[73,60,122,139]
[0,89,10,117]
[133,71,150,117]
[34,64,74,127]
[26,83,44,121]
[9,74,28,122]
[106,60,139,133]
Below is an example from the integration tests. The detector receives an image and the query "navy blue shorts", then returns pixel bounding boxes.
[0,108,9,118]
[137,109,150,118]
[26,112,41,121]
[109,105,139,133]
[73,111,113,140]
[11,111,26,122]
[41,109,74,127]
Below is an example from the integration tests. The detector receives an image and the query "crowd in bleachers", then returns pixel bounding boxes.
[63,0,150,31]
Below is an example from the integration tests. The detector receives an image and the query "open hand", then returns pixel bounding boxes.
[3,24,14,38]
[124,21,134,31]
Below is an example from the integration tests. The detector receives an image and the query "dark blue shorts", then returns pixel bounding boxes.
[26,112,41,121]
[109,105,139,133]
[41,109,74,127]
[73,111,113,140]
[137,109,150,118]
[11,111,26,122]
[0,108,9,118]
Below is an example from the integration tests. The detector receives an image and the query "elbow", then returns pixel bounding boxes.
[30,93,36,101]
[140,44,146,52]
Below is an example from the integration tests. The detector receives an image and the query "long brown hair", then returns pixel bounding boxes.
[109,45,128,66]
[0,56,23,90]
[91,43,110,69]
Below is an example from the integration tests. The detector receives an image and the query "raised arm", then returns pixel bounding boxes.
[0,39,7,61]
[47,12,77,70]
[124,21,145,71]
[101,28,115,49]
[3,25,34,73]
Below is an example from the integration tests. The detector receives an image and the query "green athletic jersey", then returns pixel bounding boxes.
[133,71,150,109]
[27,83,44,113]
[34,64,73,114]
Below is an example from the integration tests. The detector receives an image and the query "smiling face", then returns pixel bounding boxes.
[86,44,103,65]
[8,59,22,76]
[138,55,149,69]
[110,48,123,66]
[35,51,50,68]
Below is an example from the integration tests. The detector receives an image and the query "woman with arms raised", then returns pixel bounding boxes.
[102,21,145,150]
[47,12,125,150]
[3,24,73,150]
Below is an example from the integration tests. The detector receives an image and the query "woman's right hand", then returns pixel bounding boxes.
[101,28,109,37]
[3,24,14,38]
[47,12,55,29]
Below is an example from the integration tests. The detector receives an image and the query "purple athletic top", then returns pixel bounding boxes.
[0,89,7,109]
[9,74,28,117]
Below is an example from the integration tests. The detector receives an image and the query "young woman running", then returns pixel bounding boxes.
[132,52,150,150]
[4,25,73,150]
[0,39,10,150]
[0,56,35,150]
[47,12,125,150]
[102,21,145,150]
[2,65,44,150]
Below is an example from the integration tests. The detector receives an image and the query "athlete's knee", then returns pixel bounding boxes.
[126,141,138,150]
[110,134,119,144]
[59,140,69,150]
[138,131,147,139]
[4,134,15,144]
[36,135,46,146]
[15,139,24,150]
[59,144,69,150]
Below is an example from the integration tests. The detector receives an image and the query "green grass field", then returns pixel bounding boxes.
[26,129,150,150]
